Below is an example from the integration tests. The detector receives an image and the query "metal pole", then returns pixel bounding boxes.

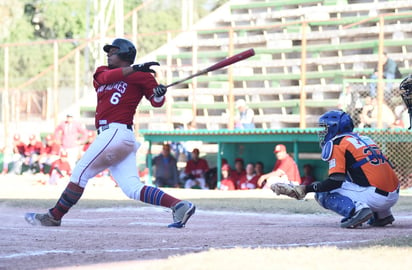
[377,15,385,129]
[228,28,235,130]
[75,49,80,114]
[300,22,308,129]
[217,142,222,188]
[191,31,198,127]
[3,46,9,148]
[53,41,59,128]
[115,0,124,37]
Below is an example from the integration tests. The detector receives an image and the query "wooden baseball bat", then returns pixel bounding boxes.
[165,48,255,88]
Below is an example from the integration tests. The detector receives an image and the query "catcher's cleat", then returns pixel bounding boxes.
[25,212,61,227]
[168,200,196,228]
[340,208,373,229]
[367,214,395,227]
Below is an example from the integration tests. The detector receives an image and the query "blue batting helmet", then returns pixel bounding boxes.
[103,38,136,64]
[318,110,354,147]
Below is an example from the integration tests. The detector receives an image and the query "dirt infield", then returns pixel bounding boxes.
[0,177,411,270]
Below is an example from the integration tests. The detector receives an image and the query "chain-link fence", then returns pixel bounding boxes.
[341,79,412,188]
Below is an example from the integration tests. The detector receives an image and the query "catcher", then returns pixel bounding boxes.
[272,110,399,228]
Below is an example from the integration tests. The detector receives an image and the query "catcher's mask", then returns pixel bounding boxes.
[318,110,354,148]
[103,38,136,64]
[399,74,412,129]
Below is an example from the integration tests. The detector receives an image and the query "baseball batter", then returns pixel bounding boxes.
[272,110,399,228]
[25,38,195,228]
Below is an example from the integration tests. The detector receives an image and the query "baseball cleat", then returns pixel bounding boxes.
[340,207,373,229]
[25,212,61,226]
[367,214,395,227]
[168,200,196,228]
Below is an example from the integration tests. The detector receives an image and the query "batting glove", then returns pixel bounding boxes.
[132,61,159,73]
[153,84,167,97]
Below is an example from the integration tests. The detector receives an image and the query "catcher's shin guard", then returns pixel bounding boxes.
[315,192,355,218]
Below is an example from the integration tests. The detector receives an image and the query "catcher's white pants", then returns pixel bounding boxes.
[333,181,399,219]
[70,123,144,200]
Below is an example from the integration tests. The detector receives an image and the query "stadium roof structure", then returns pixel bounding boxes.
[139,128,412,143]
[140,128,319,143]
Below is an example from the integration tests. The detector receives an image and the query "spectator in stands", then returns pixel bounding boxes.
[338,85,362,127]
[301,163,316,186]
[151,143,179,188]
[358,96,395,128]
[231,157,246,189]
[392,104,409,128]
[182,148,210,189]
[234,99,255,129]
[238,163,259,190]
[47,150,72,185]
[369,52,402,100]
[54,114,88,168]
[257,144,301,189]
[219,164,235,191]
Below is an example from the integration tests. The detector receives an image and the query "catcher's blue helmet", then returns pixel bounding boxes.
[318,110,354,147]
[103,38,136,64]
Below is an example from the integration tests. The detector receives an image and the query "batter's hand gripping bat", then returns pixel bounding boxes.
[165,48,255,88]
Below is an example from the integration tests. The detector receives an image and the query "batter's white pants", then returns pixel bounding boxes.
[70,123,144,200]
[333,181,399,219]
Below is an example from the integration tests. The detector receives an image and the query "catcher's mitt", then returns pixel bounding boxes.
[271,183,307,200]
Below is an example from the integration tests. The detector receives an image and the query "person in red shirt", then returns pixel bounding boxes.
[301,164,316,186]
[22,134,44,174]
[40,134,61,174]
[182,148,209,189]
[82,130,96,153]
[25,38,195,229]
[258,144,301,189]
[255,161,264,188]
[238,163,259,190]
[2,134,26,174]
[231,158,246,189]
[54,114,88,168]
[219,164,235,191]
[48,151,72,185]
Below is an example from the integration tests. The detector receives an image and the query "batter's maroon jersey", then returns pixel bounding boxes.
[93,66,164,128]
[184,158,209,178]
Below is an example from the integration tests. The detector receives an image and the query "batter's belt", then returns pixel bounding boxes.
[97,123,133,135]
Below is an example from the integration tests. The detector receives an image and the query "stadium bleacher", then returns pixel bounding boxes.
[78,0,412,130]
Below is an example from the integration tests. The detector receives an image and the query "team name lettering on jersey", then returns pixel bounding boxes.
[97,81,128,94]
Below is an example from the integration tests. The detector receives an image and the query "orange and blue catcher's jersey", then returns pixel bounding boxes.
[327,134,399,192]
